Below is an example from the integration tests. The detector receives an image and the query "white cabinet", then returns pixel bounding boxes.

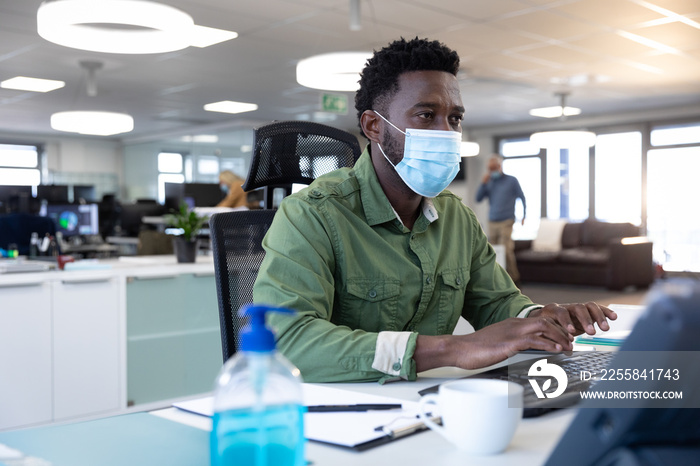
[0,279,52,431]
[52,277,121,421]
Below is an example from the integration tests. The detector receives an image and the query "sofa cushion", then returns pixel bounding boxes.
[558,247,610,265]
[516,249,561,263]
[581,220,639,247]
[561,222,583,249]
[532,219,568,252]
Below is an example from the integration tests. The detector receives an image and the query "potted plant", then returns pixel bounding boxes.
[164,203,207,263]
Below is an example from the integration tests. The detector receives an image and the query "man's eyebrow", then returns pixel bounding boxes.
[411,102,465,113]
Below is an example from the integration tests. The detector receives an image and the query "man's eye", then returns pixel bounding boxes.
[418,112,433,119]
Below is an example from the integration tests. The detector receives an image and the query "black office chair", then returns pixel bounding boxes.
[242,120,362,208]
[210,209,277,362]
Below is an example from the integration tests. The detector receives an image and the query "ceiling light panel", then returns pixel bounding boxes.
[190,25,238,48]
[204,101,258,114]
[1,76,65,93]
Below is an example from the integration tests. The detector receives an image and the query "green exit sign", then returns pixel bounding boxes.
[321,93,348,114]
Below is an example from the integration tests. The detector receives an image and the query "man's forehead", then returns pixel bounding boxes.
[393,70,462,106]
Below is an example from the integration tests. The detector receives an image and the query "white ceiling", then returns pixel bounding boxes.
[0,0,699,143]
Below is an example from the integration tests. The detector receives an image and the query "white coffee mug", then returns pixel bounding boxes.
[418,379,524,454]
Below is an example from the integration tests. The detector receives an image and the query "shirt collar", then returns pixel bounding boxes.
[354,147,439,226]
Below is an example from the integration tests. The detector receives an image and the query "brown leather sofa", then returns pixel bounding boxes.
[514,219,654,290]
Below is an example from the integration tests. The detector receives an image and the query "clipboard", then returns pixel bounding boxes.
[173,383,438,451]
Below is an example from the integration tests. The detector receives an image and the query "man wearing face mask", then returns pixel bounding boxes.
[254,37,615,383]
[476,155,526,284]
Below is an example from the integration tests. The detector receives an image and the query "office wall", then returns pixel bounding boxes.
[0,131,124,199]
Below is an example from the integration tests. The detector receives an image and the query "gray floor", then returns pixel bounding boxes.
[518,283,650,308]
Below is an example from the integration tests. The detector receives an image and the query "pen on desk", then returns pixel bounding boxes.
[306,404,402,412]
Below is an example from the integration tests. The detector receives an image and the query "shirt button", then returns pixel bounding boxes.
[456,278,462,285]
[426,276,432,284]
[309,189,322,198]
[368,289,377,298]
[392,362,402,371]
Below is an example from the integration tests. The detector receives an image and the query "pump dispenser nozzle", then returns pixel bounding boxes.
[239,304,294,352]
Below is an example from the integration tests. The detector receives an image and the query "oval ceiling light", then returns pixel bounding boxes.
[296,52,373,91]
[50,111,134,136]
[37,0,194,54]
[530,130,596,148]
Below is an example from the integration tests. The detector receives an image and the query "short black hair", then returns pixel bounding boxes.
[355,37,460,138]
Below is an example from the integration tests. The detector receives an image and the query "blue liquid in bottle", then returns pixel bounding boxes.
[211,403,305,466]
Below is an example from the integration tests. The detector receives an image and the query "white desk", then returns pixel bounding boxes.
[153,364,575,466]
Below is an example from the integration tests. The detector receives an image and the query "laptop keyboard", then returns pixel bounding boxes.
[419,351,617,417]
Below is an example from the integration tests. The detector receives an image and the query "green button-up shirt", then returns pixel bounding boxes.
[253,149,537,383]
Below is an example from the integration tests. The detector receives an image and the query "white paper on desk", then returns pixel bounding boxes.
[173,384,423,448]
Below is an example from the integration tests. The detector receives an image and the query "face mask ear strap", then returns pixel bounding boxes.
[373,110,407,136]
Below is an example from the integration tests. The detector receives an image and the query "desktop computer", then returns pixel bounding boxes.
[40,203,99,237]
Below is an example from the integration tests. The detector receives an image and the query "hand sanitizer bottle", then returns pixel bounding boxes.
[210,304,305,466]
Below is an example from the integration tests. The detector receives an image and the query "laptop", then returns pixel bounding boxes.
[418,350,616,418]
[420,279,700,419]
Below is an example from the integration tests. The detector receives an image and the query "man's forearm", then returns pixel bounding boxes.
[414,334,457,372]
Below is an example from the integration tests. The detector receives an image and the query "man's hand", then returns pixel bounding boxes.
[481,172,491,184]
[415,316,574,372]
[521,218,525,226]
[528,302,617,336]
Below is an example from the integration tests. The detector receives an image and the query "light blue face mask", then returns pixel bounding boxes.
[374,111,462,198]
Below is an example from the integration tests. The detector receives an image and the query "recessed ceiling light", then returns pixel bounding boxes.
[181,134,219,143]
[529,106,582,119]
[1,76,65,93]
[296,52,373,91]
[190,25,238,48]
[50,111,134,136]
[37,0,194,54]
[204,101,258,114]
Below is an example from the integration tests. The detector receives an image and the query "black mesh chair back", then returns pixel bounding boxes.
[242,120,362,208]
[210,209,277,362]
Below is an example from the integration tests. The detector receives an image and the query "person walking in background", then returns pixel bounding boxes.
[476,155,525,285]
[216,170,247,208]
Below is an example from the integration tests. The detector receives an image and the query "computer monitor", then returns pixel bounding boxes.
[164,182,185,210]
[0,185,33,213]
[119,202,167,237]
[73,185,96,203]
[544,278,700,466]
[40,203,99,237]
[37,185,70,204]
[183,183,224,207]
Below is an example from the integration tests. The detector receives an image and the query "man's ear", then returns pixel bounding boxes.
[360,110,381,144]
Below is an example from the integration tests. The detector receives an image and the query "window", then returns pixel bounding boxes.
[651,123,700,146]
[647,121,700,272]
[0,144,41,186]
[594,132,642,225]
[158,152,183,173]
[500,139,542,239]
[157,152,184,204]
[503,157,541,240]
[546,147,589,221]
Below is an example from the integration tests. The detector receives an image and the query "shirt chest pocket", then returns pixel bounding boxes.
[438,268,468,334]
[335,278,401,332]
